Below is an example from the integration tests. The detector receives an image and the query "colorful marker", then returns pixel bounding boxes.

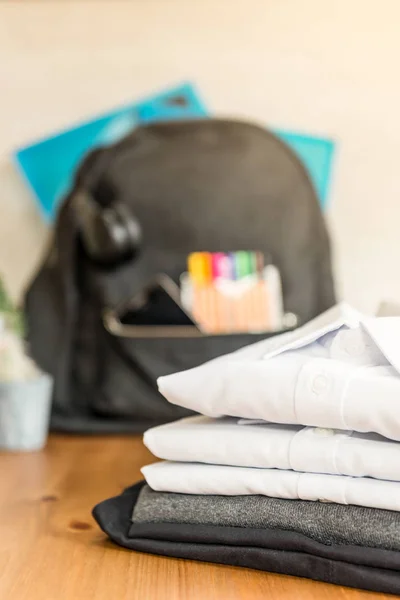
[234,251,254,280]
[187,252,212,286]
[185,250,282,333]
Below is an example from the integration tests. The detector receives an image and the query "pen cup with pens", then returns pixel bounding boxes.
[181,251,292,334]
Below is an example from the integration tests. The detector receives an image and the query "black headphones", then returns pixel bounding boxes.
[73,151,142,267]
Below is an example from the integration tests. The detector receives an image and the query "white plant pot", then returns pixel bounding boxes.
[0,374,53,451]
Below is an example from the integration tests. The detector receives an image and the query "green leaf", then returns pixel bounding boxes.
[0,276,24,337]
[0,277,13,313]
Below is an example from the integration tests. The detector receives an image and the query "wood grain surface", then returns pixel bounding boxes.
[0,434,392,600]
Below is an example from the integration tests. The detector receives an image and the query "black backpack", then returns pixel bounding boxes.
[24,118,335,433]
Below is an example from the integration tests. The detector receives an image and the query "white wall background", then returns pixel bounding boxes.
[1,0,400,314]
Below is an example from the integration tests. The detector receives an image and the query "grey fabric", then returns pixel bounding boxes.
[133,485,400,551]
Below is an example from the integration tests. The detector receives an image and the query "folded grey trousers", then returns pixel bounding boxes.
[133,484,400,552]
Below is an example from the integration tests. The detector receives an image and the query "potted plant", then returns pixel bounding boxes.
[0,277,53,451]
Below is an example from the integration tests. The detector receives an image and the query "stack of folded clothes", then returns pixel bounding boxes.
[93,303,400,594]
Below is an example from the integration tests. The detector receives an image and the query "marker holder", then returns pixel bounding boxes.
[181,266,284,334]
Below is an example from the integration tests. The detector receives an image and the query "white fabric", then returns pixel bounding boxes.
[144,415,400,482]
[361,317,400,373]
[141,461,400,512]
[158,358,400,440]
[252,302,363,361]
[157,306,400,441]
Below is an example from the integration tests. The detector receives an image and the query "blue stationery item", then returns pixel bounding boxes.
[13,83,207,222]
[276,130,335,210]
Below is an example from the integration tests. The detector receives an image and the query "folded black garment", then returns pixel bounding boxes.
[92,482,400,595]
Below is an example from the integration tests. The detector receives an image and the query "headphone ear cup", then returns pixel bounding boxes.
[75,191,142,266]
[113,202,142,254]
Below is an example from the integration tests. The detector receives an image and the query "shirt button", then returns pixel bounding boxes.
[345,341,365,356]
[312,374,328,394]
[340,331,365,357]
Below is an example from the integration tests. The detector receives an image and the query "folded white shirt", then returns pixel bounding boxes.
[144,415,400,481]
[141,461,400,512]
[158,305,400,441]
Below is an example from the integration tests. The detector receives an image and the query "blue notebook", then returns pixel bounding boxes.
[14,81,334,221]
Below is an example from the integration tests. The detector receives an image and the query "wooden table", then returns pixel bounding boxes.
[0,435,391,600]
